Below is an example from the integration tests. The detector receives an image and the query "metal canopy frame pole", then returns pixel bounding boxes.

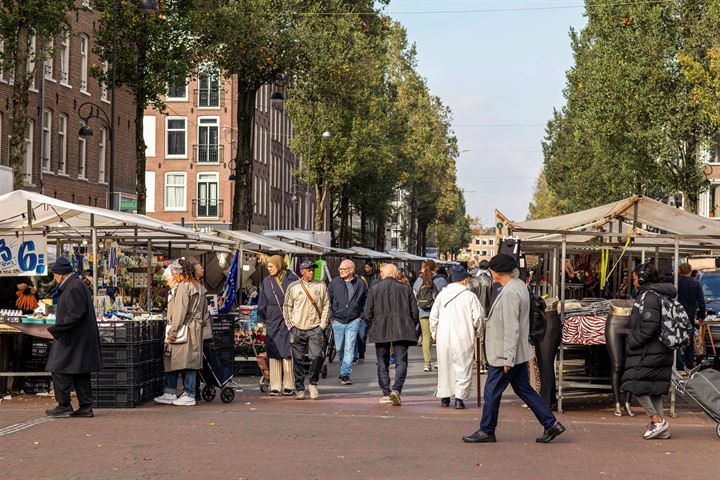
[238,246,245,307]
[557,234,567,413]
[552,247,558,297]
[670,237,680,417]
[92,226,98,300]
[147,240,153,313]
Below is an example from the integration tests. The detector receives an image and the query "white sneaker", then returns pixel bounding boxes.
[309,384,319,399]
[379,396,392,404]
[643,420,669,439]
[172,393,196,406]
[154,393,177,405]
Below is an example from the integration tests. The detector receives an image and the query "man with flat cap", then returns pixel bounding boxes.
[45,257,102,417]
[283,260,330,400]
[463,253,565,444]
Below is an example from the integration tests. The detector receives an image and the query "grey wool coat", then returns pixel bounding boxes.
[483,278,533,368]
[164,281,207,372]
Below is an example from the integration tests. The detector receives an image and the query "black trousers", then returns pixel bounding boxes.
[290,326,326,391]
[52,372,94,409]
[375,341,411,396]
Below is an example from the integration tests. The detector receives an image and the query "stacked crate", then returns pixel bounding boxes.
[20,339,51,394]
[93,320,165,408]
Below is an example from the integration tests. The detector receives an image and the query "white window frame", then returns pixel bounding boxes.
[166,79,188,101]
[100,61,109,102]
[24,120,34,185]
[27,34,37,91]
[165,116,187,158]
[78,123,87,179]
[41,109,51,172]
[196,116,220,164]
[59,31,70,86]
[79,34,89,94]
[43,38,54,80]
[197,67,220,108]
[57,114,67,175]
[164,172,187,211]
[196,172,220,218]
[98,127,107,183]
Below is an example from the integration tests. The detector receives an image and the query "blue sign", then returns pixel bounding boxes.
[0,233,48,277]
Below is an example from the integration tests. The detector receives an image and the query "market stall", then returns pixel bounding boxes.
[510,195,720,414]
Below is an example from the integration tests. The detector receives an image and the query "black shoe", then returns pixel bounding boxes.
[45,405,74,418]
[462,430,496,443]
[340,375,353,385]
[441,397,451,407]
[282,389,294,396]
[358,356,365,364]
[536,421,566,443]
[70,408,94,418]
[455,399,466,409]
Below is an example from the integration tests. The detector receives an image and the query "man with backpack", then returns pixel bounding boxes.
[413,260,448,372]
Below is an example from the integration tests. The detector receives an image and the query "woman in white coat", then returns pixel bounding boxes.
[430,266,483,409]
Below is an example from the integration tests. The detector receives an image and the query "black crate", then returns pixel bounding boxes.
[100,342,163,366]
[97,320,166,344]
[91,361,158,387]
[22,378,51,394]
[211,314,236,331]
[94,381,162,408]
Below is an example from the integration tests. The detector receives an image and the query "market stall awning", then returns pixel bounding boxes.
[263,232,355,255]
[387,250,428,262]
[348,246,393,260]
[216,230,318,255]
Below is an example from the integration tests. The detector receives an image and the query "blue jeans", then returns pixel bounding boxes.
[375,342,411,396]
[332,320,360,377]
[354,320,368,360]
[164,369,197,396]
[480,363,557,435]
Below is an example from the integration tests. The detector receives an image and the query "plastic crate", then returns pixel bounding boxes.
[100,342,162,366]
[22,378,51,394]
[97,320,166,344]
[93,380,164,408]
[91,361,157,387]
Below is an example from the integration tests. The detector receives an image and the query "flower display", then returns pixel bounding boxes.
[234,324,266,358]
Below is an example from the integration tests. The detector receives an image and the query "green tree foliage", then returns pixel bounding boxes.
[544,0,715,213]
[527,171,562,220]
[0,0,76,188]
[92,0,198,213]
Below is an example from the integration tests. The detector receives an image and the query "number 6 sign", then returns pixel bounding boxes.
[0,233,48,277]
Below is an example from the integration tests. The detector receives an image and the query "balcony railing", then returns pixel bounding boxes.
[193,144,223,164]
[194,88,222,108]
[193,198,223,219]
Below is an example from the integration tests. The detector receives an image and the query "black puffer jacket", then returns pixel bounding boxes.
[621,282,675,396]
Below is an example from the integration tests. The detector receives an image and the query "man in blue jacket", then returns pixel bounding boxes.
[677,263,705,370]
[329,259,368,385]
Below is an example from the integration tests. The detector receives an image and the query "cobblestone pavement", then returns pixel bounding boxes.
[1,347,719,480]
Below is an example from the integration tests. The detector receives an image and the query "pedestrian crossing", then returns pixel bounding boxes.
[0,417,54,437]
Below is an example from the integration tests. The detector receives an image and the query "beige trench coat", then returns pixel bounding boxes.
[164,281,206,372]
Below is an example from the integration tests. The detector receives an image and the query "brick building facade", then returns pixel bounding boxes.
[0,5,136,207]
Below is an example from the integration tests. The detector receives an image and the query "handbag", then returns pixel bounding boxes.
[165,324,188,344]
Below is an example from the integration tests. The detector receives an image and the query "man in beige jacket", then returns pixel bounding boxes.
[284,260,330,400]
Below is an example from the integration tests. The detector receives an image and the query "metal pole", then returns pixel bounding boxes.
[476,338,482,408]
[552,247,558,297]
[92,227,97,300]
[641,249,646,264]
[238,247,244,306]
[108,0,118,210]
[147,240,153,313]
[39,56,45,193]
[654,246,659,266]
[671,237,679,417]
[558,235,567,413]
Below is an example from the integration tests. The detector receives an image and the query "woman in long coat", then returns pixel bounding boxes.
[155,259,207,406]
[622,262,674,440]
[257,255,297,396]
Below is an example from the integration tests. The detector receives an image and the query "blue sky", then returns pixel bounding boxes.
[387,1,587,225]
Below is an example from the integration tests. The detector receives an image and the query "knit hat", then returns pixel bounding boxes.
[450,266,470,283]
[478,260,490,270]
[488,253,517,273]
[50,257,73,275]
[299,260,317,270]
[266,255,285,273]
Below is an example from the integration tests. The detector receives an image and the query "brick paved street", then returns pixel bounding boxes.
[1,347,719,480]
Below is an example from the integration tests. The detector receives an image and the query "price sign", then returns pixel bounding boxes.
[0,233,48,277]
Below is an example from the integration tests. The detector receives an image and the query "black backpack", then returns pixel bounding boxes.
[416,282,438,310]
[529,293,547,346]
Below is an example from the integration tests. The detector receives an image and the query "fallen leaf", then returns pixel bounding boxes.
[97,444,103,448]
[33,442,40,445]
[475,463,483,469]
[209,422,216,426]
[337,455,345,459]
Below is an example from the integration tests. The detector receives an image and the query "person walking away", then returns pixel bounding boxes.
[155,259,206,406]
[621,262,675,439]
[676,263,705,371]
[257,255,298,396]
[356,261,380,363]
[284,260,330,400]
[365,263,419,406]
[44,257,102,418]
[430,266,483,409]
[328,259,368,385]
[413,260,448,372]
[463,254,565,444]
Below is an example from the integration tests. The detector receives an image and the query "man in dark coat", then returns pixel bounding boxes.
[676,263,705,370]
[45,257,102,418]
[364,263,419,406]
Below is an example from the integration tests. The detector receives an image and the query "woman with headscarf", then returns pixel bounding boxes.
[154,259,207,406]
[257,255,298,396]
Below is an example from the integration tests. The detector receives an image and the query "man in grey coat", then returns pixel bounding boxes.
[463,254,565,444]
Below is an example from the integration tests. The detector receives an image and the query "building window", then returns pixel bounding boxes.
[78,124,87,179]
[100,61,109,101]
[164,173,186,211]
[79,34,89,93]
[475,239,480,245]
[58,114,67,174]
[27,34,36,89]
[197,69,220,107]
[196,172,219,218]
[167,80,187,101]
[143,116,156,157]
[165,117,187,157]
[481,250,487,256]
[44,39,53,79]
[41,110,51,172]
[488,239,494,246]
[23,120,34,185]
[59,31,70,84]
[145,171,156,213]
[98,128,106,183]
[481,239,487,245]
[196,117,219,163]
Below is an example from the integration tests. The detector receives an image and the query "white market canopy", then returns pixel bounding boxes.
[349,246,393,260]
[263,232,355,255]
[511,195,720,252]
[216,230,318,256]
[387,250,429,262]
